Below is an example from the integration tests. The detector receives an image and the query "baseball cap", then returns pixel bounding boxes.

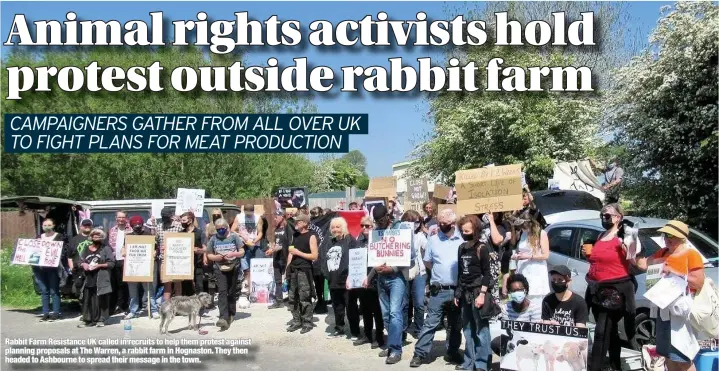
[129,216,145,227]
[80,219,93,227]
[549,265,572,278]
[295,214,310,224]
[372,205,389,220]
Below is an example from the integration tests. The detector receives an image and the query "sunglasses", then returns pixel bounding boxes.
[600,213,617,220]
[361,224,373,229]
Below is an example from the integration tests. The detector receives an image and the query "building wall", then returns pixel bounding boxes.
[392,161,441,197]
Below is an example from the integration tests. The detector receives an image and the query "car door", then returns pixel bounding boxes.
[568,227,603,295]
[546,226,575,272]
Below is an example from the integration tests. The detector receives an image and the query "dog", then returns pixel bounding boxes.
[159,292,214,334]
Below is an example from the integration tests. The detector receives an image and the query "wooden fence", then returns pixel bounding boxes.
[1,211,36,246]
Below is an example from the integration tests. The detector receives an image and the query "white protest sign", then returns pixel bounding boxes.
[151,200,164,219]
[162,233,194,280]
[645,263,663,292]
[368,228,412,267]
[250,258,275,304]
[114,230,126,261]
[498,320,589,371]
[644,275,687,309]
[12,239,63,267]
[348,248,368,289]
[176,188,205,217]
[122,235,155,283]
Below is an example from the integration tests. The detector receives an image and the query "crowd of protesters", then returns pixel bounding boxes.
[30,167,711,371]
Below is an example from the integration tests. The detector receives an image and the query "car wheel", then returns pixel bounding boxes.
[632,312,656,350]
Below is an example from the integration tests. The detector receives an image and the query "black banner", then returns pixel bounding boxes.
[287,212,337,273]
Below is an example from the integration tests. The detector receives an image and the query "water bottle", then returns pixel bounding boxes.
[123,319,132,339]
[282,280,288,293]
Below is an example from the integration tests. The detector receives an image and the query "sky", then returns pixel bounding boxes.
[1,1,673,177]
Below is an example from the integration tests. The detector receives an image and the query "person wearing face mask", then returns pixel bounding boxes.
[400,210,428,338]
[589,157,625,205]
[490,273,541,356]
[155,207,184,303]
[583,203,636,371]
[354,216,385,349]
[268,210,292,309]
[510,212,550,303]
[180,212,207,296]
[122,216,159,319]
[410,208,462,368]
[34,218,71,322]
[206,218,245,331]
[78,228,115,328]
[324,217,355,339]
[452,215,498,371]
[106,211,133,315]
[541,265,588,327]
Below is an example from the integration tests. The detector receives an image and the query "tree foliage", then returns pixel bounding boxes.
[308,152,368,192]
[1,47,317,200]
[339,150,368,173]
[605,3,718,236]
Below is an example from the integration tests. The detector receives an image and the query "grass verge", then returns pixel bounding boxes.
[1,247,40,309]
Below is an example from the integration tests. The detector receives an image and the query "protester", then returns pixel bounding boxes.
[516,190,548,229]
[310,206,324,219]
[123,216,159,319]
[34,218,71,322]
[454,215,495,371]
[233,204,265,307]
[309,209,328,315]
[353,216,385,349]
[202,208,223,296]
[155,207,184,303]
[400,210,428,338]
[181,212,206,296]
[107,211,132,315]
[77,228,115,328]
[348,202,360,211]
[511,211,550,302]
[286,214,319,334]
[370,205,413,364]
[410,208,462,368]
[483,212,509,305]
[206,218,245,331]
[542,265,588,327]
[324,217,356,338]
[584,203,636,371]
[635,220,705,371]
[590,157,625,204]
[421,201,438,235]
[268,210,291,309]
[490,273,542,356]
[70,219,93,259]
[204,208,223,241]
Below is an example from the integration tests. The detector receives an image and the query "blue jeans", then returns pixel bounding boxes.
[413,289,462,359]
[461,299,492,370]
[378,273,408,356]
[241,245,264,271]
[128,282,158,315]
[409,274,427,334]
[33,267,61,315]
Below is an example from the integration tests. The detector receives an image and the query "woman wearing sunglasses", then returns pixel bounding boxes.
[400,210,428,338]
[583,203,637,371]
[352,216,385,349]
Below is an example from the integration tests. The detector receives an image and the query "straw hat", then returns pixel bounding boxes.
[657,220,689,239]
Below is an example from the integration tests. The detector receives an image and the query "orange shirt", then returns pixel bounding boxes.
[652,246,704,276]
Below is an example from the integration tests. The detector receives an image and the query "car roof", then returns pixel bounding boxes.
[548,216,671,229]
[532,189,600,199]
[80,198,226,210]
[0,196,89,209]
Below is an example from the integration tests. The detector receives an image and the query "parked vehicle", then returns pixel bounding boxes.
[530,190,604,225]
[545,216,719,349]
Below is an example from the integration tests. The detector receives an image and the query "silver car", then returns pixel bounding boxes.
[545,216,719,349]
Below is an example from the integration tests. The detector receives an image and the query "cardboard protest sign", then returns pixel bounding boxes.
[12,239,63,268]
[176,188,205,217]
[368,228,412,267]
[348,248,368,289]
[455,164,523,215]
[250,258,275,304]
[276,187,307,209]
[122,235,155,283]
[433,184,451,201]
[499,320,589,371]
[365,176,397,198]
[161,233,194,281]
[405,178,429,203]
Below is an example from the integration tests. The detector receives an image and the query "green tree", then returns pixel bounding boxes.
[1,47,317,200]
[339,150,368,173]
[605,3,718,236]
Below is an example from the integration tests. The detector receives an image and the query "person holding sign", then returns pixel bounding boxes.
[286,214,319,334]
[156,207,184,303]
[123,216,158,320]
[490,273,542,357]
[633,220,706,371]
[78,229,115,328]
[353,216,385,349]
[34,218,70,322]
[324,217,356,339]
[206,218,245,331]
[232,204,265,308]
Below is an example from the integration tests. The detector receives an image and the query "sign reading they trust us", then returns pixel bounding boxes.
[4,114,368,153]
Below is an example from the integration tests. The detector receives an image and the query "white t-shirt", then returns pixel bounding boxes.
[40,233,58,241]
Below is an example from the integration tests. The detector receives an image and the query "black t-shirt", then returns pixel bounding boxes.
[541,293,589,327]
[273,224,291,265]
[184,228,204,268]
[457,241,491,289]
[289,231,314,270]
[69,234,89,266]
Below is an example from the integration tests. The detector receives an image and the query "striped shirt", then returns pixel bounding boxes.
[154,221,183,261]
[501,301,542,322]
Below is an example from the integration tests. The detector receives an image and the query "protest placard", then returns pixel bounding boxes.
[151,200,164,220]
[365,176,397,198]
[348,248,368,289]
[176,188,205,217]
[368,228,411,267]
[645,263,663,291]
[455,164,523,215]
[11,239,63,268]
[406,178,429,203]
[433,184,451,201]
[250,258,275,304]
[162,233,194,281]
[498,320,589,371]
[276,187,307,208]
[122,235,155,283]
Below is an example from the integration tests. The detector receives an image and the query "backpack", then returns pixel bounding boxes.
[690,277,719,340]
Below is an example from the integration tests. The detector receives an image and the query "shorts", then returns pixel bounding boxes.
[241,245,265,271]
[655,316,692,363]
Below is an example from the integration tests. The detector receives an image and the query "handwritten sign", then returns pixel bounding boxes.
[162,233,194,281]
[645,263,663,291]
[499,320,589,371]
[250,258,275,304]
[12,239,63,267]
[151,200,164,220]
[123,235,155,283]
[348,248,368,289]
[368,228,411,267]
[455,164,523,214]
[276,187,307,208]
[365,176,397,198]
[433,184,451,201]
[406,178,429,203]
[176,188,205,217]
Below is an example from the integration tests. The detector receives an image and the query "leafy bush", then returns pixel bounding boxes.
[0,247,39,309]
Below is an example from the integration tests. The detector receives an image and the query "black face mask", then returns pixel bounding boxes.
[552,282,568,294]
[461,233,474,242]
[601,220,614,230]
[161,216,172,224]
[212,215,221,223]
[439,224,453,234]
[132,226,143,234]
[93,240,102,246]
[181,222,191,229]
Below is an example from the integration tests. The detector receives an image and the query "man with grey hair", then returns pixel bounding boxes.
[410,208,464,368]
[206,218,245,331]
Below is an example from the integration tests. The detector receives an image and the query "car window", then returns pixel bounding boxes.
[91,210,150,233]
[576,228,602,261]
[637,227,718,260]
[548,227,575,257]
[533,191,603,215]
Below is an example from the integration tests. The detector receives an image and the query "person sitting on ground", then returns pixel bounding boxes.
[541,265,588,327]
[490,273,541,356]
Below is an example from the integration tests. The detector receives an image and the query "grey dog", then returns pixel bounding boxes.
[159,292,214,334]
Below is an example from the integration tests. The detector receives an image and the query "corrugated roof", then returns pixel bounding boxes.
[309,190,366,198]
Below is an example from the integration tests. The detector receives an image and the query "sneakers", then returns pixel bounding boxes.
[444,353,463,365]
[299,326,313,334]
[287,323,302,333]
[216,319,229,331]
[268,302,283,309]
[151,312,160,319]
[238,297,251,309]
[124,313,137,320]
[96,322,105,328]
[77,322,95,328]
[40,314,50,322]
[350,335,359,341]
[326,329,344,339]
[353,337,371,346]
[49,314,59,322]
[371,341,382,349]
[410,356,423,368]
[378,349,390,358]
[386,354,401,364]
